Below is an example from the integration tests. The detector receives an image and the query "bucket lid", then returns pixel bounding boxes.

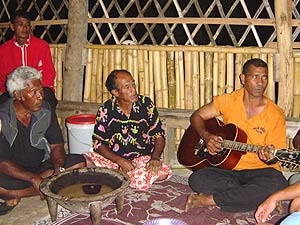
[66,114,96,124]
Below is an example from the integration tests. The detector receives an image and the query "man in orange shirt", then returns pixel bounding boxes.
[185,58,288,212]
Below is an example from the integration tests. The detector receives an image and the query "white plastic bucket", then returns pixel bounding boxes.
[66,114,96,154]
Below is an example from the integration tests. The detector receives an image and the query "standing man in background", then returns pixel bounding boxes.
[0,9,58,109]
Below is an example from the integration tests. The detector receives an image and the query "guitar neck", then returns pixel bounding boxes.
[223,140,261,153]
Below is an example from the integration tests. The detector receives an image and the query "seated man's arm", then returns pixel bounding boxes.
[258,110,287,164]
[255,183,300,223]
[151,136,165,161]
[146,136,165,173]
[95,144,135,172]
[0,160,44,198]
[49,143,66,174]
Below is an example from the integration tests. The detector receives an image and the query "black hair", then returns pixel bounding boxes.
[10,9,31,24]
[105,69,132,93]
[242,58,268,75]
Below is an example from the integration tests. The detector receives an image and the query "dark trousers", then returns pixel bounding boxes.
[188,167,288,212]
[0,87,58,109]
[0,154,85,190]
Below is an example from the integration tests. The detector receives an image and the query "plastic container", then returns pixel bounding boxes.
[66,114,96,154]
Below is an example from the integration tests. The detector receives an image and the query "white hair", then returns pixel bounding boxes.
[6,66,42,97]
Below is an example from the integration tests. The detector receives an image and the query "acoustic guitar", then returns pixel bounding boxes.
[177,118,300,171]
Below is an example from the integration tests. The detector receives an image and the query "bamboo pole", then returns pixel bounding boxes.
[115,49,122,69]
[153,51,163,107]
[205,53,213,104]
[132,49,139,89]
[260,53,268,63]
[103,49,110,102]
[192,51,200,109]
[199,52,205,106]
[127,49,134,79]
[138,50,145,95]
[252,53,260,59]
[212,52,219,96]
[275,0,293,116]
[160,51,169,108]
[184,51,193,109]
[226,53,234,93]
[56,47,63,100]
[167,51,176,108]
[235,54,243,90]
[266,54,275,101]
[108,50,115,76]
[175,52,183,109]
[90,49,98,103]
[144,50,150,97]
[174,51,185,148]
[5,17,297,29]
[218,52,226,95]
[178,51,185,108]
[293,56,300,117]
[148,51,155,101]
[121,49,128,69]
[96,49,104,103]
[86,44,277,54]
[83,48,93,102]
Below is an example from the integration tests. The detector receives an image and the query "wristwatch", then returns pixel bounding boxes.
[57,167,65,173]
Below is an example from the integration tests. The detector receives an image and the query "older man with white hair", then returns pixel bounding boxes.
[0,66,85,216]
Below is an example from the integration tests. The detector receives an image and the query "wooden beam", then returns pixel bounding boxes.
[63,0,88,101]
[275,0,294,116]
[2,17,300,29]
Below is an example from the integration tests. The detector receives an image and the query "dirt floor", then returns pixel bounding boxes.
[0,196,49,225]
[0,169,191,225]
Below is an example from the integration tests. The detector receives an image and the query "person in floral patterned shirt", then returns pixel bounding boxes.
[84,69,172,190]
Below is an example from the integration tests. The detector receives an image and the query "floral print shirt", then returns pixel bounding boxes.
[92,95,166,160]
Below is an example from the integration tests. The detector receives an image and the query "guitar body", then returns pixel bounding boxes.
[177,118,248,171]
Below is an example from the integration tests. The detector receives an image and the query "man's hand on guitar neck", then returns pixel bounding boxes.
[258,145,277,164]
[204,132,224,155]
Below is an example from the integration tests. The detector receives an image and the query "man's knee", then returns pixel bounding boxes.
[65,154,86,168]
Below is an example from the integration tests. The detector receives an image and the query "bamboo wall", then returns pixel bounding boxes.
[51,44,282,110]
[1,0,298,116]
[56,101,300,169]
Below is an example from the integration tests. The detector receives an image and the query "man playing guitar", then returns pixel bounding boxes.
[185,58,288,212]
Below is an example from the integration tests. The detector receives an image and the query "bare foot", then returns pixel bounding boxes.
[275,201,284,214]
[5,198,20,207]
[185,193,215,212]
[82,154,95,168]
[156,174,168,182]
[290,196,300,213]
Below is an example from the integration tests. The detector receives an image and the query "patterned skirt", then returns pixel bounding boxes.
[84,152,172,190]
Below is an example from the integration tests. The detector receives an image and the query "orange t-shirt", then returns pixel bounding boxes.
[213,88,286,171]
